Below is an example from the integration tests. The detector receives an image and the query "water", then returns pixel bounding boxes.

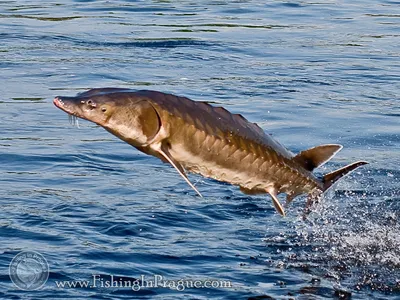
[0,0,399,299]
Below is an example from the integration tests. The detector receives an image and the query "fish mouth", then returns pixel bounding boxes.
[53,97,81,127]
[53,97,63,108]
[53,96,79,116]
[53,97,70,112]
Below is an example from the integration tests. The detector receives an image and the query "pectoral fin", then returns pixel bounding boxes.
[154,143,203,197]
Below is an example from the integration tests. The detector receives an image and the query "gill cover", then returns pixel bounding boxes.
[106,99,161,146]
[135,100,161,143]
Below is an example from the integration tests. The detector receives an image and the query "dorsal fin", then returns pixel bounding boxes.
[293,144,343,172]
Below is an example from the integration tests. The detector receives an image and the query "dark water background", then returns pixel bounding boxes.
[0,0,399,299]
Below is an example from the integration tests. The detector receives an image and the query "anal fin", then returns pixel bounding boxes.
[153,142,203,197]
[285,193,296,205]
[306,189,323,209]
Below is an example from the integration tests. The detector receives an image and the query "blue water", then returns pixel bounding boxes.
[1,0,399,299]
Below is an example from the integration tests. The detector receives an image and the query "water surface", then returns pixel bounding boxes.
[0,0,399,299]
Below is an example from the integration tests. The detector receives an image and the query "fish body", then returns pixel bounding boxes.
[54,88,367,216]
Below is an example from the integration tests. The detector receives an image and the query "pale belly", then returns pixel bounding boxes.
[170,145,289,192]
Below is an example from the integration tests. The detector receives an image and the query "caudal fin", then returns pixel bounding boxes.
[322,161,368,192]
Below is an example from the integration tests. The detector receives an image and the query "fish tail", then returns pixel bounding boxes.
[304,161,368,213]
[322,161,368,192]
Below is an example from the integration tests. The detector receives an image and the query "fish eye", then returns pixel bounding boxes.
[87,100,93,105]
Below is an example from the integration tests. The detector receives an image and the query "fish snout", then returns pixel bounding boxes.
[53,97,65,108]
[53,96,80,116]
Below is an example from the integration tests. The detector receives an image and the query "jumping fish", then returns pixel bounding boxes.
[53,88,367,216]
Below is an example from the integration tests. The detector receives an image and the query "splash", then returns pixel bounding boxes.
[264,182,400,293]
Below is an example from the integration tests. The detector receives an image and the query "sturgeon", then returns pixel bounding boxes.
[53,88,367,216]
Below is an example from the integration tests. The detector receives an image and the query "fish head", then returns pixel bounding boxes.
[54,91,161,146]
[53,94,116,126]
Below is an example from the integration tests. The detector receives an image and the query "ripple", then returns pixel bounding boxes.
[1,0,399,299]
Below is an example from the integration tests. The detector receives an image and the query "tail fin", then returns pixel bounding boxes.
[323,161,368,192]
